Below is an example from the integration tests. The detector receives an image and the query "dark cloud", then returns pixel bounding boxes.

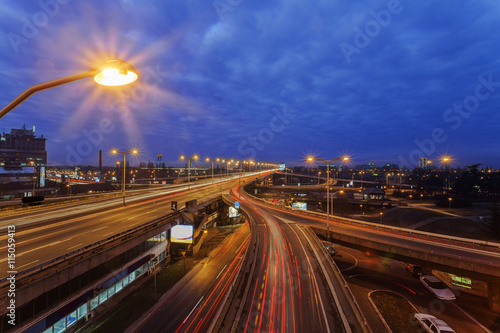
[1,1,500,167]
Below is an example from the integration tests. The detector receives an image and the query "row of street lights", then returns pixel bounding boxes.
[1,58,280,206]
[178,155,275,187]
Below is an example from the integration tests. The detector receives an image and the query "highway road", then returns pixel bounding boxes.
[241,201,500,276]
[333,244,497,332]
[236,194,500,332]
[128,222,251,333]
[217,186,368,332]
[0,173,264,279]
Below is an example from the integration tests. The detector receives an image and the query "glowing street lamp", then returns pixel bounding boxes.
[440,154,454,194]
[305,154,350,241]
[29,160,36,196]
[0,59,138,119]
[440,155,453,166]
[179,154,199,188]
[110,148,140,205]
[205,157,215,184]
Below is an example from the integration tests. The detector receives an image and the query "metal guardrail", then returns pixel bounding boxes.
[0,194,233,291]
[0,209,183,289]
[302,226,370,333]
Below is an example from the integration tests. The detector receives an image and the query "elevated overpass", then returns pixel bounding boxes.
[245,180,500,312]
[0,171,271,333]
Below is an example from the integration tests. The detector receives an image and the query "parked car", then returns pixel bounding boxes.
[405,263,424,277]
[420,275,456,300]
[414,313,456,333]
[320,240,336,256]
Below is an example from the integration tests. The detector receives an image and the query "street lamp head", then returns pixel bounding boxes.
[93,59,139,86]
[192,154,200,161]
[110,148,120,155]
[130,148,139,156]
[205,157,211,163]
[305,155,316,163]
[179,154,186,161]
[440,154,453,165]
[342,155,350,162]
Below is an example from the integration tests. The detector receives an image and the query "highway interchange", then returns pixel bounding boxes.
[1,173,499,332]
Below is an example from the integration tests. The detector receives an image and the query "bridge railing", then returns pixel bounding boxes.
[241,184,500,253]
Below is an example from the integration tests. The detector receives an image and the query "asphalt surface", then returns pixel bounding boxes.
[0,175,259,279]
[128,223,251,333]
[218,186,368,333]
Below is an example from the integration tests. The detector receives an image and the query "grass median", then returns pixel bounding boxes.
[369,290,420,333]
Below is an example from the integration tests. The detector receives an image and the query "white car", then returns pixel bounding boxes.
[420,275,456,301]
[414,313,456,333]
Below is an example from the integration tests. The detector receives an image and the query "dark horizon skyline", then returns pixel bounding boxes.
[1,1,500,168]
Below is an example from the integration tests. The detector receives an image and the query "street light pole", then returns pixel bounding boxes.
[0,59,138,119]
[122,153,126,205]
[111,148,139,205]
[179,154,199,189]
[326,163,330,239]
[30,161,36,196]
[204,157,215,184]
[306,154,350,242]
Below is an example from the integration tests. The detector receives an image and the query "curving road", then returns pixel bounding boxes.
[219,186,368,332]
[129,223,251,333]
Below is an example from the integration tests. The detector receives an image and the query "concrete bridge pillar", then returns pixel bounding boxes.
[488,282,500,313]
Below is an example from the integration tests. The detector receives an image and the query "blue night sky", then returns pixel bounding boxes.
[1,0,500,168]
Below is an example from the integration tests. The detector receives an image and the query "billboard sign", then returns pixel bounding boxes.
[278,163,286,172]
[171,225,194,244]
[292,202,307,210]
[229,206,239,218]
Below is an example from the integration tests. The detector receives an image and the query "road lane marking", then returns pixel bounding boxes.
[216,264,228,279]
[452,303,492,333]
[16,260,39,270]
[182,296,204,324]
[68,243,84,250]
[100,213,127,221]
[292,225,334,333]
[92,226,109,232]
[13,238,73,258]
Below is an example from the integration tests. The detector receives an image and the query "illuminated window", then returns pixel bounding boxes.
[77,303,88,320]
[90,296,99,310]
[99,290,107,304]
[67,310,77,327]
[115,280,123,293]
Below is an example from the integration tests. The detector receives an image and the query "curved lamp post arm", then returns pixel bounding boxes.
[0,70,95,119]
[0,59,138,119]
